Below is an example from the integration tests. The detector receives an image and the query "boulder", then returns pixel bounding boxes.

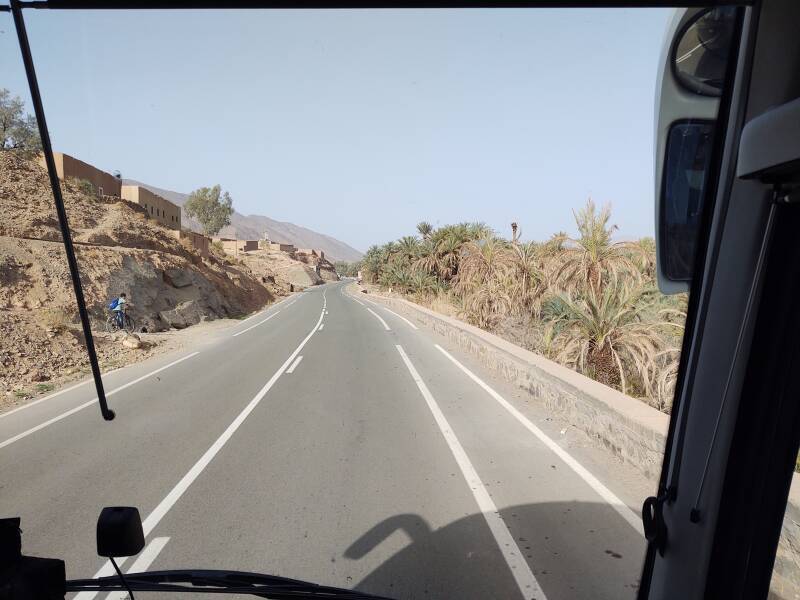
[163,268,194,288]
[26,369,48,382]
[159,300,208,330]
[121,333,142,349]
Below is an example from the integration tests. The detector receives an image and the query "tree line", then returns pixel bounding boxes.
[338,201,685,413]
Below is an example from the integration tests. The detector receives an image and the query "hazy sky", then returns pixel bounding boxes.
[1,8,671,252]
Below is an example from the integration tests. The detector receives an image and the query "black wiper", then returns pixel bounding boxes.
[66,569,394,599]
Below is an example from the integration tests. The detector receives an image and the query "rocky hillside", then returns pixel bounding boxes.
[123,180,363,263]
[0,152,294,400]
[0,153,278,331]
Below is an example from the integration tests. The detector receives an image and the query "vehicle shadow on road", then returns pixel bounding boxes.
[344,501,644,600]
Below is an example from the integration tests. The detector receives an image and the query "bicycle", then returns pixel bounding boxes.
[105,308,136,333]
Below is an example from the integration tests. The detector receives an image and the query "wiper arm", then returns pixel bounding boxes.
[66,569,394,599]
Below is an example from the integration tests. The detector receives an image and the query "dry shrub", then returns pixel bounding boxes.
[68,177,98,198]
[41,307,70,332]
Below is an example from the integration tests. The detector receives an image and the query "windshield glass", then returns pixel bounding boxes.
[2,5,788,600]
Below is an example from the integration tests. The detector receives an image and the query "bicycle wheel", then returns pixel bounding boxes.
[123,315,136,333]
[105,316,119,333]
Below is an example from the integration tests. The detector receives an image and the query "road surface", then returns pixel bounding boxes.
[0,281,648,599]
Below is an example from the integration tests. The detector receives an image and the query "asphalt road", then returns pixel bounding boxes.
[0,281,648,600]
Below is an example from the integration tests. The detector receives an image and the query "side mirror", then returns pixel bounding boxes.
[96,507,145,558]
[654,7,737,294]
[659,120,715,283]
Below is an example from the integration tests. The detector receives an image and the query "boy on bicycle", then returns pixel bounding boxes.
[111,293,127,328]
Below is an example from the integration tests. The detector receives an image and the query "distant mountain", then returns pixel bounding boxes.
[122,180,362,262]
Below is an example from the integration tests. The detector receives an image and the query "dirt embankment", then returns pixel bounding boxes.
[0,152,286,401]
[234,247,339,291]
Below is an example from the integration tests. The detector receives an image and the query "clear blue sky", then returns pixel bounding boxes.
[1,8,671,252]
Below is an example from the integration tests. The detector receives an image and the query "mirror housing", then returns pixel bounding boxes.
[655,8,736,294]
[96,507,145,558]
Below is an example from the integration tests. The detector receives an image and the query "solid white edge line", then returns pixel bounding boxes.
[232,311,280,337]
[318,323,325,331]
[395,345,547,600]
[366,308,391,331]
[435,344,643,535]
[0,352,201,451]
[236,309,267,325]
[81,305,326,595]
[286,355,304,374]
[236,294,294,326]
[0,378,92,419]
[104,537,171,600]
[0,364,129,420]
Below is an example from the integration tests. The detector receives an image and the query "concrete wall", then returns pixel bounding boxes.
[39,152,121,197]
[170,229,209,258]
[269,242,296,253]
[121,185,181,230]
[297,248,317,256]
[213,238,258,254]
[359,289,800,598]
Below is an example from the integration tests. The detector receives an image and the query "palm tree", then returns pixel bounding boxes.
[379,264,414,292]
[466,222,493,240]
[413,238,437,274]
[650,347,680,412]
[432,233,464,282]
[416,221,433,240]
[410,271,438,297]
[508,241,545,317]
[453,236,514,328]
[556,199,640,295]
[361,245,384,283]
[546,282,665,394]
[394,236,420,266]
[627,237,657,278]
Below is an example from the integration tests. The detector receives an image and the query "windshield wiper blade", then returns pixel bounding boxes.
[66,569,394,599]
